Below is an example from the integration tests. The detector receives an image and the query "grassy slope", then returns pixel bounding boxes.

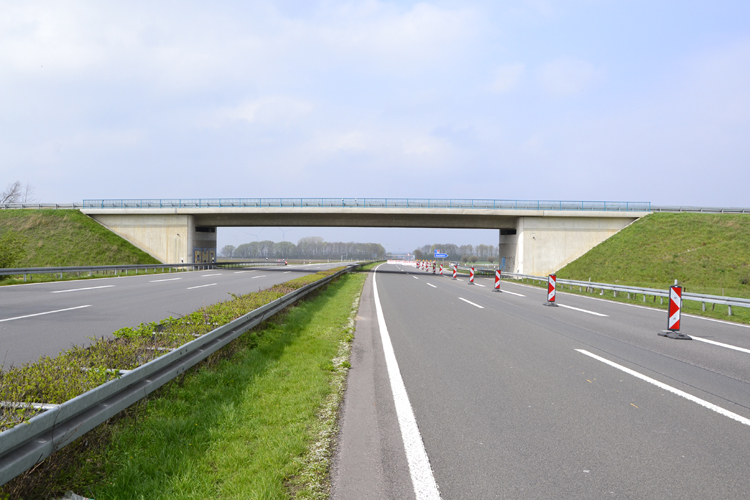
[557,213,750,298]
[0,209,159,266]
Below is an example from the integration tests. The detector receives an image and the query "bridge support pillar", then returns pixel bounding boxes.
[499,216,635,276]
[88,213,205,264]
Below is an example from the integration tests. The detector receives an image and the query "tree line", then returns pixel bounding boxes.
[221,236,386,260]
[410,243,499,263]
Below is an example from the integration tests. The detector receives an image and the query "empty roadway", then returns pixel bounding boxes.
[0,263,345,367]
[334,263,750,499]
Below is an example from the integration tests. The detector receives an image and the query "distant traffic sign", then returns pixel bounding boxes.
[434,252,448,258]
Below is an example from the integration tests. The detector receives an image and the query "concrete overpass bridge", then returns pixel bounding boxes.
[81,198,652,275]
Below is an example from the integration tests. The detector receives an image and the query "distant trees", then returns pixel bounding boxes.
[220,245,236,258]
[413,242,498,262]
[1,181,35,204]
[229,237,386,260]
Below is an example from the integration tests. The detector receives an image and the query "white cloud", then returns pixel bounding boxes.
[537,58,603,95]
[215,97,315,127]
[490,63,525,93]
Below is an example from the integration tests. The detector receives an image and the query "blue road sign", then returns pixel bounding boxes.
[434,252,448,258]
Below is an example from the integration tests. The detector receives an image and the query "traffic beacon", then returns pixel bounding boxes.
[543,274,558,307]
[493,269,502,292]
[658,280,691,340]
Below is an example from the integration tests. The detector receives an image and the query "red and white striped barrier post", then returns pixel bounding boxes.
[659,283,691,339]
[468,266,475,285]
[452,265,457,280]
[493,269,502,292]
[432,261,436,274]
[543,274,558,306]
[439,264,443,276]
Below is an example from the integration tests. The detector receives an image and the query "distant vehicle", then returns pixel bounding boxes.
[450,262,459,267]
[277,259,288,265]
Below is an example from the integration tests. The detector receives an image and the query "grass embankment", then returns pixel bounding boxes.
[1,265,370,499]
[0,209,160,285]
[0,209,159,267]
[550,212,750,323]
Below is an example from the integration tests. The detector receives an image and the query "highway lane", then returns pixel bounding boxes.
[335,263,750,499]
[0,263,344,367]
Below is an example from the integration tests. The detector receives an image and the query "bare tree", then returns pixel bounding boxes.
[1,181,36,204]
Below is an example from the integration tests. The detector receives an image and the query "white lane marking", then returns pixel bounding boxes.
[476,284,486,287]
[501,290,526,297]
[692,337,750,355]
[187,283,217,290]
[413,276,419,280]
[0,305,92,323]
[202,273,222,277]
[576,349,750,427]
[505,281,750,330]
[51,285,115,294]
[456,279,463,281]
[458,297,484,309]
[283,271,291,273]
[373,266,442,499]
[557,304,608,317]
[427,283,437,288]
[234,270,255,274]
[251,275,266,279]
[150,277,182,282]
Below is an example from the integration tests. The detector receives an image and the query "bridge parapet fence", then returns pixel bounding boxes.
[77,198,653,211]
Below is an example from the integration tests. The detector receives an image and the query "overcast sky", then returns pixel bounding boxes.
[2,1,749,252]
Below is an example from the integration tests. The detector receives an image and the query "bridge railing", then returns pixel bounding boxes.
[77,198,653,211]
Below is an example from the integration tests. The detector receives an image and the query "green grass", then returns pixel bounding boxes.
[0,209,159,268]
[88,272,364,499]
[557,213,750,298]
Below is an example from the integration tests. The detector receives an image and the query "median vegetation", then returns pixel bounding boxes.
[1,265,370,499]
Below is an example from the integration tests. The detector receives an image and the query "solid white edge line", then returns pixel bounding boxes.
[201,273,222,277]
[187,283,217,290]
[501,290,526,297]
[576,349,750,427]
[458,297,484,309]
[373,265,442,499]
[557,304,608,317]
[234,270,256,274]
[0,305,92,322]
[692,337,750,355]
[51,285,115,294]
[150,277,182,282]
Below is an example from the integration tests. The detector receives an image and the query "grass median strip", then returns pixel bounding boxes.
[1,265,372,499]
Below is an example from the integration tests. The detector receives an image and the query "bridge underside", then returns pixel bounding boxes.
[82,208,649,275]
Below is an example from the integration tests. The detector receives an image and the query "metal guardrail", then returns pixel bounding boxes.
[0,261,287,280]
[0,262,368,486]
[651,206,750,214]
[448,266,750,314]
[79,198,652,211]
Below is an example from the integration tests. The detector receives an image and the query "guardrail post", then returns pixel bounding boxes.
[728,305,733,316]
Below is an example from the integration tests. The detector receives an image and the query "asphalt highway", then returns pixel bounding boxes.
[0,262,346,367]
[333,263,750,499]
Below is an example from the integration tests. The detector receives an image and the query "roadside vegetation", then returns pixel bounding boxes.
[1,265,373,499]
[557,213,750,298]
[0,209,159,284]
